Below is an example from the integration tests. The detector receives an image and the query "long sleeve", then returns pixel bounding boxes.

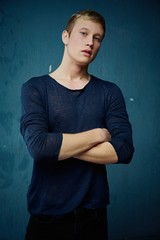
[19,74,134,216]
[105,83,134,164]
[20,79,63,161]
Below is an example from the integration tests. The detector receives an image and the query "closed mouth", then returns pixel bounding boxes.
[82,50,92,56]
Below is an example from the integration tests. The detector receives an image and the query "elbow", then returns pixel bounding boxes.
[27,143,59,161]
[110,137,135,164]
[28,147,43,161]
[127,146,134,163]
[23,133,62,162]
[28,147,48,161]
[117,143,135,164]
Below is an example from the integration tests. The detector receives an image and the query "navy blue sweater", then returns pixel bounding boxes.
[20,74,134,216]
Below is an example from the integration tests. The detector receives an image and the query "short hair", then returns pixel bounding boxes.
[65,10,106,38]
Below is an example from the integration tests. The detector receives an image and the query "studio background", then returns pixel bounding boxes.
[0,0,160,239]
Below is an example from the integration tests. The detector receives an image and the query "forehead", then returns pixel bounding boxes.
[72,17,104,35]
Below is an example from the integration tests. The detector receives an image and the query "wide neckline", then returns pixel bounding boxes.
[47,74,93,92]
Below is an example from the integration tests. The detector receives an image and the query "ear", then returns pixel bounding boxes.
[62,30,69,45]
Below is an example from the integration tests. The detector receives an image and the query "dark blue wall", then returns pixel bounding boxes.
[0,0,160,239]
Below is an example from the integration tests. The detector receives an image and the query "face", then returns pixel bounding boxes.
[62,18,104,65]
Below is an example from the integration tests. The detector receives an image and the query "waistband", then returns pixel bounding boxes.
[32,207,107,222]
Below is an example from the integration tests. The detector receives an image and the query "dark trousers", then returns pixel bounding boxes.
[25,207,108,240]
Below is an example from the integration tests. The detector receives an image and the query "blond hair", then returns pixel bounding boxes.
[65,10,106,38]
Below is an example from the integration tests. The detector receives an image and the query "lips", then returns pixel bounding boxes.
[82,49,92,56]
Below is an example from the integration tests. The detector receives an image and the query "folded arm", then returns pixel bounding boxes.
[20,79,134,164]
[58,128,111,160]
[60,84,134,165]
[59,129,118,164]
[20,80,113,162]
[74,141,118,164]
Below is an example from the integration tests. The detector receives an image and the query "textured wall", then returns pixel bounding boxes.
[0,0,160,239]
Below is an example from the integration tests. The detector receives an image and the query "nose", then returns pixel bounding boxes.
[86,42,93,49]
[86,37,93,48]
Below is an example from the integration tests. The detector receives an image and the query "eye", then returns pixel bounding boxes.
[94,36,102,43]
[80,32,87,36]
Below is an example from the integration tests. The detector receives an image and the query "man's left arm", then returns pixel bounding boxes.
[74,141,118,164]
[74,84,134,164]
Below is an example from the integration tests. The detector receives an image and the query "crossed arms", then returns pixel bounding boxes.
[58,129,118,164]
[20,79,134,165]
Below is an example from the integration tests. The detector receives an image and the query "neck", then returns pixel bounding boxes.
[49,62,91,90]
[57,65,89,81]
[51,54,90,82]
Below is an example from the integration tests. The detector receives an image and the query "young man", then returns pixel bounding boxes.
[20,10,134,240]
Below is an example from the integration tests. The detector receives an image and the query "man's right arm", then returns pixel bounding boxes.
[58,128,111,160]
[20,81,110,162]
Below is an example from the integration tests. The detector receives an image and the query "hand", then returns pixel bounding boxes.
[101,128,111,142]
[92,128,111,143]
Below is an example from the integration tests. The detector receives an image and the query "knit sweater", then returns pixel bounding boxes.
[20,74,134,216]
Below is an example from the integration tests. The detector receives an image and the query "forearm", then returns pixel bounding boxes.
[74,141,118,164]
[58,128,110,160]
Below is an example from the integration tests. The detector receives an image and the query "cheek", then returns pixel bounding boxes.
[69,34,84,46]
[92,45,99,53]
